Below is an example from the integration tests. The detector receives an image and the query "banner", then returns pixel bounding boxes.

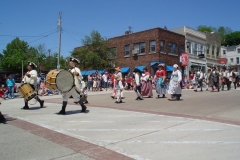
[218,58,227,64]
[181,52,188,66]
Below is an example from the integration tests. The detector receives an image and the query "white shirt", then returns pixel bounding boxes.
[23,70,38,86]
[102,74,108,82]
[134,73,140,86]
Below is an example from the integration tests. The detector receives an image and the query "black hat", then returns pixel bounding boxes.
[133,68,141,73]
[222,66,226,70]
[27,61,37,68]
[70,57,80,64]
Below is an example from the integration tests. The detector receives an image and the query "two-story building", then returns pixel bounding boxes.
[220,45,240,71]
[172,26,221,76]
[108,27,185,78]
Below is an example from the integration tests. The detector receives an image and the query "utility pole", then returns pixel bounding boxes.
[57,12,62,69]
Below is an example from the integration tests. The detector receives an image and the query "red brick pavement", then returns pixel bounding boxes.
[6,117,133,160]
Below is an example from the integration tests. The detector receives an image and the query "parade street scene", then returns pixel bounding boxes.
[1,0,240,160]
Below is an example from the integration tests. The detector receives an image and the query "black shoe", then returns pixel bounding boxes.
[111,96,114,99]
[58,110,66,115]
[156,95,160,99]
[74,101,78,104]
[194,90,197,92]
[21,106,29,110]
[139,97,143,100]
[115,101,119,103]
[81,105,87,112]
[40,100,44,108]
[136,97,140,100]
[121,97,124,99]
[162,94,165,98]
[200,89,202,92]
[119,100,123,103]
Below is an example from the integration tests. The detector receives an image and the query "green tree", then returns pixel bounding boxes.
[223,31,240,46]
[72,30,115,70]
[197,25,233,45]
[0,37,29,73]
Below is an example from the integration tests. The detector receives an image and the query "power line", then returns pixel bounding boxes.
[63,29,81,43]
[28,31,58,44]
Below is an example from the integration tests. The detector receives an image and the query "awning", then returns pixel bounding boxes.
[134,66,146,72]
[98,70,105,74]
[121,67,130,73]
[150,61,165,66]
[166,65,173,72]
[87,70,97,75]
[81,70,88,76]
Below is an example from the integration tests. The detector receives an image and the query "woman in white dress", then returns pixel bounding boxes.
[168,64,182,101]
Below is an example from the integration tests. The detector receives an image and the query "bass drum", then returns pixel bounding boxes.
[45,69,74,92]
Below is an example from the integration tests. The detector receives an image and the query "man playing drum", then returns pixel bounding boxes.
[58,57,87,114]
[22,62,44,109]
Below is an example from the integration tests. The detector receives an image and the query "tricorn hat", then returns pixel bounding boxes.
[70,57,80,64]
[27,61,37,68]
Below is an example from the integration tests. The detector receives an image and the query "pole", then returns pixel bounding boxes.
[57,12,62,69]
[21,56,23,78]
[48,49,51,69]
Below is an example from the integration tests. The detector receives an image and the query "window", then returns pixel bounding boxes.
[193,43,197,54]
[125,45,130,56]
[179,45,184,53]
[188,42,192,53]
[230,58,233,63]
[212,45,215,55]
[207,44,210,54]
[108,47,117,59]
[238,49,240,53]
[134,42,145,54]
[168,42,177,55]
[160,40,165,53]
[237,57,239,64]
[149,41,156,53]
[223,50,226,54]
[216,47,220,57]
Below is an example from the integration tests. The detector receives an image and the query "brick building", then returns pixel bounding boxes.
[108,27,185,77]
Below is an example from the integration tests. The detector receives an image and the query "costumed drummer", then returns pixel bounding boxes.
[22,61,44,109]
[58,57,87,114]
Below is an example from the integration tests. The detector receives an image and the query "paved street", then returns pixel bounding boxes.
[1,88,240,160]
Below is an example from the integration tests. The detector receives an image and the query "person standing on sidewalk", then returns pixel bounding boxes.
[22,62,44,109]
[6,75,15,99]
[58,57,87,114]
[114,67,124,103]
[102,72,108,91]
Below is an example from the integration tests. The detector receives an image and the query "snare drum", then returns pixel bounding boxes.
[45,69,74,92]
[18,83,36,101]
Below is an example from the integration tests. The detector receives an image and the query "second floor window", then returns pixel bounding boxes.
[238,49,240,53]
[212,45,215,55]
[149,41,156,53]
[125,45,130,56]
[223,50,226,54]
[108,47,117,59]
[168,43,177,55]
[230,58,233,63]
[179,45,184,53]
[160,40,165,53]
[134,42,145,54]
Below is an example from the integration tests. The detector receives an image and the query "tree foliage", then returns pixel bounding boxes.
[223,31,240,46]
[72,30,115,70]
[197,25,233,45]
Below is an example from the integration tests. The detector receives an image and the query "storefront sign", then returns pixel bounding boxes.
[218,58,227,64]
[181,52,188,66]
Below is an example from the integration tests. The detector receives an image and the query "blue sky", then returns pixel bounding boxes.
[0,0,239,58]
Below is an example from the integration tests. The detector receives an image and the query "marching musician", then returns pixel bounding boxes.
[209,66,220,92]
[133,68,143,100]
[221,66,229,91]
[58,57,87,114]
[193,67,203,92]
[22,62,44,109]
